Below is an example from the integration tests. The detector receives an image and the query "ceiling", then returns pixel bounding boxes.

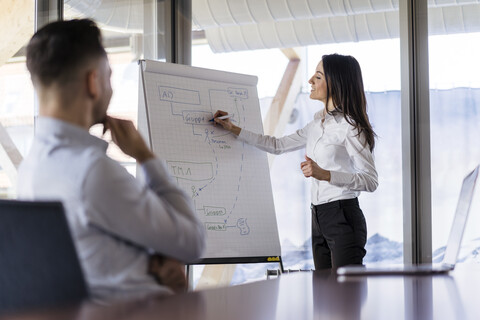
[64,0,480,52]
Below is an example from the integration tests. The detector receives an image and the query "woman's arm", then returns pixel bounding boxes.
[213,110,310,154]
[329,128,378,192]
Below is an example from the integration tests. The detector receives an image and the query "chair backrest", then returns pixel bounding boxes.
[0,200,88,314]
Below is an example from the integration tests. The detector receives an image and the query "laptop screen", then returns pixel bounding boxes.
[442,165,479,267]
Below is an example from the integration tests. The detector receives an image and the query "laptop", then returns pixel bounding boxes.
[0,200,88,314]
[337,164,480,276]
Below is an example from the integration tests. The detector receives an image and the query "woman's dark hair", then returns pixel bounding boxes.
[26,19,106,87]
[322,53,376,151]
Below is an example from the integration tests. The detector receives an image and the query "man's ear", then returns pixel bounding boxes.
[86,69,99,99]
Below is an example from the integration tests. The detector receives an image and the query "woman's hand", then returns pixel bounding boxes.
[301,155,331,181]
[212,110,241,136]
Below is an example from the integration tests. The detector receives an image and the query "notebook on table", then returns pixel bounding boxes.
[337,165,479,276]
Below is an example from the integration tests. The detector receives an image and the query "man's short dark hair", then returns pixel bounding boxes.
[26,19,106,87]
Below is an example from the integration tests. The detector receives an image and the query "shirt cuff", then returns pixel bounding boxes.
[329,171,353,187]
[237,128,248,141]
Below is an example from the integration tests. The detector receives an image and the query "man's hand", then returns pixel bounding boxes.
[104,116,154,163]
[301,155,331,181]
[148,255,187,294]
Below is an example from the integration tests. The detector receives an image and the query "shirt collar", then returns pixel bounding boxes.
[35,116,109,152]
[333,112,345,124]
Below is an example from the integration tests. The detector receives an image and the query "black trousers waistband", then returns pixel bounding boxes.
[311,198,359,211]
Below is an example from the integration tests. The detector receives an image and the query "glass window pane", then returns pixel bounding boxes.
[192,3,402,286]
[0,2,35,198]
[63,0,162,175]
[428,3,480,263]
[306,40,403,264]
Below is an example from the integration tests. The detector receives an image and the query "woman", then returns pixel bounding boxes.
[213,53,378,269]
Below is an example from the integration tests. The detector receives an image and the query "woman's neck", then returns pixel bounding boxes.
[323,98,336,112]
[325,102,336,112]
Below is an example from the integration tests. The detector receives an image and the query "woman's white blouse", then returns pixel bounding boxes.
[237,110,378,205]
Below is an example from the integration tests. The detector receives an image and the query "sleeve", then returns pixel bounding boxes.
[81,157,205,263]
[329,128,378,192]
[237,122,312,155]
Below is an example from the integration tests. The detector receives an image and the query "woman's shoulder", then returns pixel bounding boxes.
[331,116,364,141]
[343,123,369,147]
[298,111,323,132]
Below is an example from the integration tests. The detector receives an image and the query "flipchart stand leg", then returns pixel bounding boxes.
[186,265,193,291]
[279,257,285,273]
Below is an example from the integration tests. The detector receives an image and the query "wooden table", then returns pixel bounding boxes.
[2,263,479,320]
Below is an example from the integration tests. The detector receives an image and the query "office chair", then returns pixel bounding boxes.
[0,200,88,314]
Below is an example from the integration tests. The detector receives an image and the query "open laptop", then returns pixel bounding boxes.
[337,164,480,276]
[0,200,88,314]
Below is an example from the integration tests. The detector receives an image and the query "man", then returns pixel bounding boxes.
[17,19,205,301]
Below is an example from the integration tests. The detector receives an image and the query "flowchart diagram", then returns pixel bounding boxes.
[157,85,252,236]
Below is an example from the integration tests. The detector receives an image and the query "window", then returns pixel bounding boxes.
[0,1,35,198]
[63,0,159,175]
[192,2,403,285]
[428,8,480,262]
